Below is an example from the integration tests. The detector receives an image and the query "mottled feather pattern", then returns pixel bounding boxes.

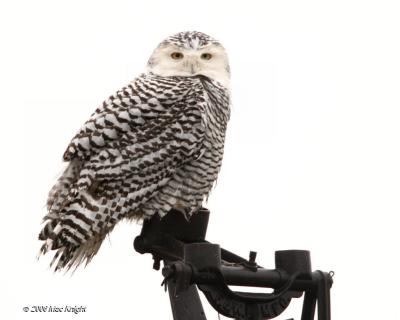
[39,71,230,271]
[160,32,220,50]
[38,31,231,271]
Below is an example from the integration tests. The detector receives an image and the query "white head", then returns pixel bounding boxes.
[147,31,230,87]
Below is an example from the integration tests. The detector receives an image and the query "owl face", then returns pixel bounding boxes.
[147,32,230,87]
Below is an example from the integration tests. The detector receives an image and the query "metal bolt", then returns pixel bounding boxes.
[152,256,161,270]
[249,251,257,264]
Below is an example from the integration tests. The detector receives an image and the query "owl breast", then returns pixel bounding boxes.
[139,75,230,217]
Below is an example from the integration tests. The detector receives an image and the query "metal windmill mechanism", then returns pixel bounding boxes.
[134,208,333,320]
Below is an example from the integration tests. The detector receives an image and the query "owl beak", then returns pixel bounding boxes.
[187,56,199,75]
[190,64,196,75]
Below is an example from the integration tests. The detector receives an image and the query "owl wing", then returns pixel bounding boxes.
[40,75,206,271]
[63,76,175,162]
[63,75,206,191]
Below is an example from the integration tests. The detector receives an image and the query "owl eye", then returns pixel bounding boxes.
[201,53,212,60]
[171,52,184,60]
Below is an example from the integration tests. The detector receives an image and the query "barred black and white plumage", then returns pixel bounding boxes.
[38,31,231,271]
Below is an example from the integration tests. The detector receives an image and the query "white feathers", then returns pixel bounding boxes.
[147,44,231,88]
[38,32,231,272]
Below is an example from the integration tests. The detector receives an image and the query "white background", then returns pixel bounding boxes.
[1,0,400,319]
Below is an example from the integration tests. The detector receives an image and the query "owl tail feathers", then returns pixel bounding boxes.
[38,218,107,273]
[47,159,82,214]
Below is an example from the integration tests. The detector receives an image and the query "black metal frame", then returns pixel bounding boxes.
[134,208,333,320]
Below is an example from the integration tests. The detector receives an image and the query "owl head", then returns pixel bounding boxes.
[147,31,230,87]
